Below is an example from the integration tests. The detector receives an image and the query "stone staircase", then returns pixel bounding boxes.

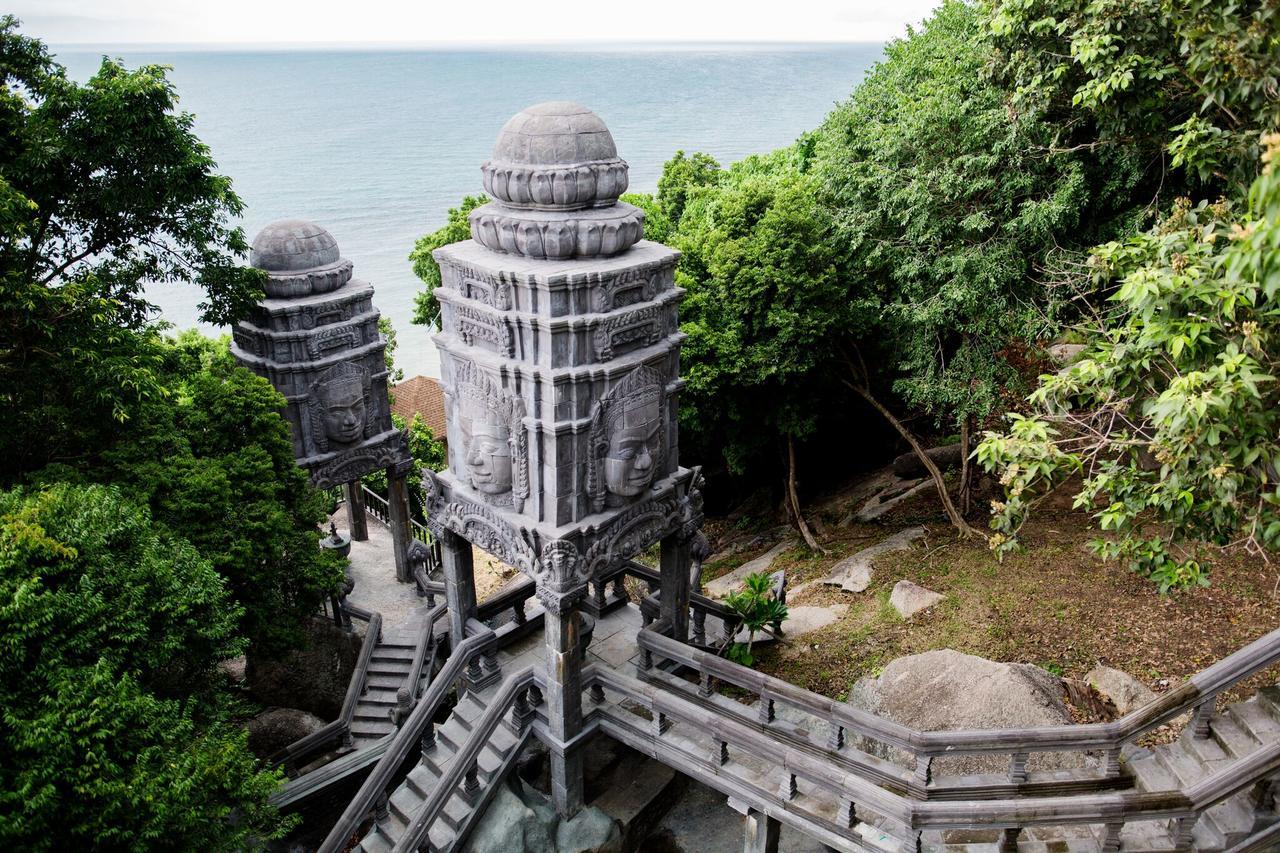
[355,687,525,853]
[349,632,422,746]
[1122,687,1280,852]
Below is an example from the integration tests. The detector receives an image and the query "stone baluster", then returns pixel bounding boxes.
[1170,815,1196,851]
[612,575,629,603]
[691,609,706,646]
[461,760,481,803]
[589,683,606,704]
[999,828,1020,852]
[420,719,436,754]
[758,696,775,725]
[901,831,922,853]
[779,772,797,801]
[1191,697,1214,739]
[915,755,933,787]
[512,599,527,625]
[1100,821,1124,853]
[698,671,713,698]
[374,791,389,821]
[1007,751,1028,784]
[838,800,857,829]
[827,724,845,751]
[592,578,607,611]
[718,740,729,765]
[1103,746,1122,778]
[512,689,533,729]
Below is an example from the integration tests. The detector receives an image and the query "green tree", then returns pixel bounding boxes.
[813,0,1144,530]
[92,332,343,655]
[987,0,1280,192]
[0,483,292,849]
[978,136,1280,591]
[662,147,858,548]
[409,194,487,328]
[0,17,263,480]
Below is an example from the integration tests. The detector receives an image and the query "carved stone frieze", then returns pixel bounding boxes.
[592,304,663,361]
[592,267,660,313]
[456,304,514,356]
[469,202,644,260]
[310,430,412,491]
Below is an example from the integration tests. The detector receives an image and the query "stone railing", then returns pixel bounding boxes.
[588,641,1280,853]
[269,603,383,774]
[394,667,543,853]
[317,620,503,853]
[637,621,1280,801]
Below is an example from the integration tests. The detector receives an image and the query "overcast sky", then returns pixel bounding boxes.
[19,0,942,45]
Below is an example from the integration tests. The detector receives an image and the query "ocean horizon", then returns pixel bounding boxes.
[54,43,883,378]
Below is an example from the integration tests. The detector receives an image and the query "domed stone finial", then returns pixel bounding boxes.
[470,102,643,259]
[250,219,354,298]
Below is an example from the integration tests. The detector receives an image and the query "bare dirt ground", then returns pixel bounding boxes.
[699,472,1280,724]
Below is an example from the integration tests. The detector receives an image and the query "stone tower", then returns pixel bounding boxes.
[232,219,415,576]
[422,102,703,815]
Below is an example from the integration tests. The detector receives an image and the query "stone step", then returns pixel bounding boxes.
[354,822,392,853]
[350,718,396,737]
[1207,714,1260,760]
[427,821,454,852]
[406,763,439,798]
[1229,697,1280,744]
[1257,686,1280,722]
[389,783,424,825]
[366,673,408,691]
[359,687,400,707]
[367,663,411,678]
[441,790,471,831]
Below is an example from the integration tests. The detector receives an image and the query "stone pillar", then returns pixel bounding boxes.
[343,481,368,541]
[742,809,781,853]
[660,532,692,643]
[543,596,586,818]
[440,530,477,652]
[386,469,412,582]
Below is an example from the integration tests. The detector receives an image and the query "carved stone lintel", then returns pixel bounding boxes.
[309,429,412,491]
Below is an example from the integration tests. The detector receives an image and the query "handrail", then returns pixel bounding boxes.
[639,621,1280,760]
[476,576,537,622]
[317,622,499,853]
[269,605,381,771]
[403,603,448,711]
[587,662,1280,846]
[621,559,738,621]
[392,667,539,853]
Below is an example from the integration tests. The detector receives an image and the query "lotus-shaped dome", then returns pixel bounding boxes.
[250,219,353,297]
[492,102,618,166]
[473,102,642,258]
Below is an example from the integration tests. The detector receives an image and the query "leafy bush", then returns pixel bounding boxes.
[722,572,788,667]
[978,136,1280,590]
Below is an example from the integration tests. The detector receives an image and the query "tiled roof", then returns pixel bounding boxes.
[390,375,447,441]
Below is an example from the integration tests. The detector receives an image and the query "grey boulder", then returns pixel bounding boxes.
[846,649,1086,776]
[888,579,943,618]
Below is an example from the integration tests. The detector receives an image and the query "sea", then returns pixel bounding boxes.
[54,44,883,378]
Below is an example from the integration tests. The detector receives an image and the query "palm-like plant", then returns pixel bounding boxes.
[722,572,788,667]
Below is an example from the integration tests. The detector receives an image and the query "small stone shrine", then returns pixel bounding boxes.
[232,219,415,578]
[422,102,704,817]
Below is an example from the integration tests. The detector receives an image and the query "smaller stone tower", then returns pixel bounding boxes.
[232,219,414,576]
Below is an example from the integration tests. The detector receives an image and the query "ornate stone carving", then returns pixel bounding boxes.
[592,305,662,361]
[586,364,665,512]
[457,269,513,311]
[456,304,514,356]
[311,430,412,490]
[453,359,530,513]
[534,540,591,614]
[592,268,659,313]
[582,494,679,577]
[482,160,629,211]
[233,219,410,489]
[309,362,371,453]
[468,203,644,260]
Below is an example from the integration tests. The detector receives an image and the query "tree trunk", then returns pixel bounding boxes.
[959,416,972,517]
[843,377,983,540]
[786,434,827,554]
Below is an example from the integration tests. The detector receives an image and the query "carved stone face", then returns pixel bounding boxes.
[320,376,367,446]
[603,394,661,497]
[460,398,513,495]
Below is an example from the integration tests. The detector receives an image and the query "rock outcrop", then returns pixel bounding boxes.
[846,649,1087,776]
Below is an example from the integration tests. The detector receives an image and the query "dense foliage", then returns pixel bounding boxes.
[0,484,291,849]
[979,138,1280,590]
[409,194,488,328]
[0,21,340,845]
[987,0,1280,192]
[0,16,263,477]
[814,0,1142,428]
